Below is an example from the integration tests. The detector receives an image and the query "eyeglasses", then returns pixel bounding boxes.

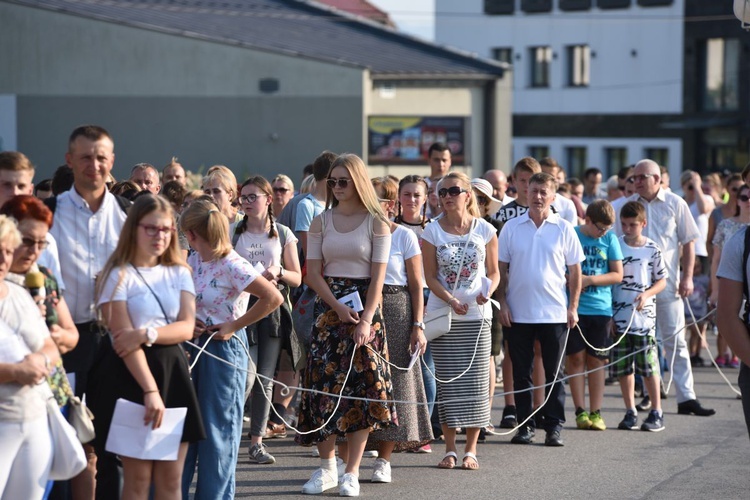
[438,186,467,198]
[631,174,654,182]
[594,223,612,233]
[730,186,740,193]
[626,177,635,184]
[617,185,626,191]
[239,193,267,204]
[475,194,489,205]
[138,224,174,237]
[21,237,49,250]
[739,194,750,202]
[326,178,352,189]
[272,187,290,194]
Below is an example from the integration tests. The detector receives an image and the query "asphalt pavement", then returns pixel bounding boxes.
[221,356,749,499]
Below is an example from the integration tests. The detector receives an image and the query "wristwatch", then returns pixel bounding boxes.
[145,327,158,347]
[413,321,425,330]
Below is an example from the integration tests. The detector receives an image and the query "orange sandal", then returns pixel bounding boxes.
[437,451,457,469]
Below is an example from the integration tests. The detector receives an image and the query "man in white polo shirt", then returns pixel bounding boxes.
[614,159,715,417]
[498,172,584,447]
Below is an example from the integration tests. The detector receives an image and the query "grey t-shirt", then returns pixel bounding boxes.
[717,227,748,284]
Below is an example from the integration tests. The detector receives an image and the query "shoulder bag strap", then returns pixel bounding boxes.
[130,264,170,324]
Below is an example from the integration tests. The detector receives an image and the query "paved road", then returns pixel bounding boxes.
[221,359,748,499]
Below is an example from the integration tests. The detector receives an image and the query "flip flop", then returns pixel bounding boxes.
[437,451,457,469]
[461,452,479,470]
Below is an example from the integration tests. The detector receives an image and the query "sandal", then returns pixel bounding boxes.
[461,452,479,470]
[437,451,457,469]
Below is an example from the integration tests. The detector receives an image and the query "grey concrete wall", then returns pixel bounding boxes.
[18,96,363,182]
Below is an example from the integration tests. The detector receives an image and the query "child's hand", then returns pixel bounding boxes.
[581,275,592,289]
[634,293,646,311]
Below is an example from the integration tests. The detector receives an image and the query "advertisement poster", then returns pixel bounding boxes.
[368,116,467,165]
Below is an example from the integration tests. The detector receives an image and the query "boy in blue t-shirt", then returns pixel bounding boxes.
[611,201,667,432]
[567,200,623,431]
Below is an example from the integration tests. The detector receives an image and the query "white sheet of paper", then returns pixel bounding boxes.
[105,399,187,461]
[407,346,421,370]
[337,291,364,312]
[253,262,265,275]
[481,276,492,298]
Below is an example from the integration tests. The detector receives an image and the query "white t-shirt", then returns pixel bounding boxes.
[689,197,711,257]
[498,212,585,324]
[384,225,421,286]
[97,265,195,328]
[188,250,258,327]
[552,195,578,225]
[233,223,297,271]
[612,237,668,336]
[422,217,496,321]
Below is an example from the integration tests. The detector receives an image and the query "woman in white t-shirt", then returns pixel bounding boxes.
[422,172,499,471]
[179,198,283,500]
[96,195,205,500]
[232,175,301,465]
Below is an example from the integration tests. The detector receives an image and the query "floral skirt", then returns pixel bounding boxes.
[295,277,397,446]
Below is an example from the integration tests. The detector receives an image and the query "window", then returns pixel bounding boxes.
[528,146,550,160]
[605,148,627,175]
[565,147,588,179]
[521,0,552,13]
[529,46,552,88]
[491,47,513,64]
[566,45,590,87]
[484,0,514,15]
[644,148,669,167]
[637,0,672,6]
[700,38,739,111]
[597,0,630,8]
[560,0,592,10]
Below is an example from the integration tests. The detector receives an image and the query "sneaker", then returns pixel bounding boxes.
[729,356,740,369]
[311,448,320,458]
[499,406,518,429]
[640,410,665,432]
[575,409,592,430]
[301,468,338,495]
[589,410,606,431]
[248,443,276,464]
[339,473,360,497]
[407,444,432,453]
[510,426,535,444]
[337,457,346,481]
[371,458,392,483]
[362,450,378,458]
[617,410,639,430]
[715,355,726,367]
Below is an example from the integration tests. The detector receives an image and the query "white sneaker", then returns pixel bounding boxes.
[301,468,338,495]
[339,473,360,497]
[336,457,346,481]
[362,450,378,458]
[370,458,391,483]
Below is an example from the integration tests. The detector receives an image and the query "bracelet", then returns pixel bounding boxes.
[361,318,372,325]
[144,389,159,394]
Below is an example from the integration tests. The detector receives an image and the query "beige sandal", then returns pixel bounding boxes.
[437,451,458,469]
[461,452,479,470]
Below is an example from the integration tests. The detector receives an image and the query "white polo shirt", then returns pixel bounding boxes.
[498,211,584,324]
[49,188,128,323]
[614,189,699,295]
[552,194,577,225]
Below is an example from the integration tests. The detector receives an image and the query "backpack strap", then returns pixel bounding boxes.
[743,227,750,325]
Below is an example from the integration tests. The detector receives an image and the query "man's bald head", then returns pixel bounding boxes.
[483,169,508,200]
[632,159,661,201]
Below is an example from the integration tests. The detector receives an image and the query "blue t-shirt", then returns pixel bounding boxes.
[575,226,623,316]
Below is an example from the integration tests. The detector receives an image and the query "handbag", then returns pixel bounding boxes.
[68,395,96,444]
[423,219,475,341]
[47,396,88,480]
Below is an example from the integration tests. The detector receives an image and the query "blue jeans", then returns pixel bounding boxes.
[183,330,249,500]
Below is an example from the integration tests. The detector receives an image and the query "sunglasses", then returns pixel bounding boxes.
[631,174,654,182]
[438,186,467,198]
[475,194,489,205]
[739,194,750,202]
[272,187,290,194]
[327,178,352,189]
[139,224,174,237]
[21,237,49,250]
[239,193,267,204]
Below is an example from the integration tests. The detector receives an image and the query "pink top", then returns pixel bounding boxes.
[307,210,390,278]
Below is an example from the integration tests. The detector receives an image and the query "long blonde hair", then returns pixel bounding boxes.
[96,195,186,304]
[179,198,233,260]
[442,171,481,218]
[326,154,387,222]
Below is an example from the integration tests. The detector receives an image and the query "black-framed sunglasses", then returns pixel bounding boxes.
[739,194,750,202]
[272,187,290,194]
[239,193,267,204]
[438,186,467,198]
[326,178,352,189]
[475,194,489,205]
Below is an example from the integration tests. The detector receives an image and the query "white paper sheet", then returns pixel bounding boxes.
[407,345,421,370]
[105,399,187,461]
[337,291,364,312]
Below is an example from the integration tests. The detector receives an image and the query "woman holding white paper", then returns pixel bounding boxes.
[295,154,395,497]
[0,214,60,500]
[422,172,499,471]
[96,195,205,500]
[232,175,301,465]
[179,198,283,500]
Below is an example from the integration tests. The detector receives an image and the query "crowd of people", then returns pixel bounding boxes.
[1,125,749,500]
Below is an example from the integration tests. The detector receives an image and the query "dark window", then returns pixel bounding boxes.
[644,148,669,167]
[529,46,552,88]
[484,0,514,15]
[637,0,672,6]
[566,45,590,87]
[528,146,550,160]
[605,148,627,175]
[566,147,588,179]
[491,47,513,64]
[597,0,631,8]
[521,0,552,13]
[560,0,592,11]
[699,38,739,111]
